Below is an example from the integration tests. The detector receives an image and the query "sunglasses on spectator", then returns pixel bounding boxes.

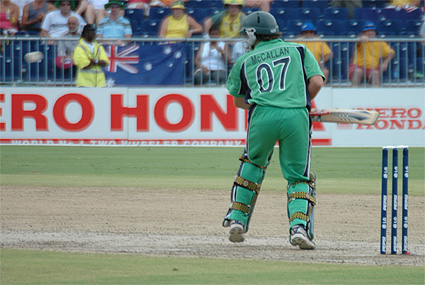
[61,3,71,6]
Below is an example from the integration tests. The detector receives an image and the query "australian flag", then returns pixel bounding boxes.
[104,43,185,86]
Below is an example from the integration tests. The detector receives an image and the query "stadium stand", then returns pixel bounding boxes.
[323,7,350,21]
[271,0,301,9]
[302,0,330,11]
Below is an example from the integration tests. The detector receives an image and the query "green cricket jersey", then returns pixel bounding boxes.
[226,39,325,109]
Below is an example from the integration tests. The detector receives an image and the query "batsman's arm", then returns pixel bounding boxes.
[308,75,324,101]
[234,97,250,110]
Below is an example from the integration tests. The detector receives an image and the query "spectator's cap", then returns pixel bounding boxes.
[104,0,125,9]
[224,0,245,8]
[362,22,377,32]
[171,1,185,9]
[54,0,76,10]
[301,22,316,32]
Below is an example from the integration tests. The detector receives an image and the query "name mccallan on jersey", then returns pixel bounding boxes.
[250,47,290,65]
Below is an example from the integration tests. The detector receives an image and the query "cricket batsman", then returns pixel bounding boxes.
[222,11,324,249]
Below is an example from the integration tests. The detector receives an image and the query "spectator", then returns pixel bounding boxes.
[73,24,110,87]
[204,0,246,38]
[294,23,333,84]
[85,0,108,24]
[230,40,249,64]
[349,22,395,87]
[40,0,85,38]
[194,26,231,86]
[0,0,20,35]
[21,0,50,32]
[57,16,80,59]
[387,0,420,8]
[127,0,150,17]
[55,15,80,76]
[11,0,32,21]
[244,0,274,12]
[331,0,362,19]
[97,0,132,44]
[158,1,202,39]
[151,0,189,7]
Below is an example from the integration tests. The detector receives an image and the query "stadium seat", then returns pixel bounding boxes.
[271,0,301,9]
[149,7,170,21]
[383,54,408,82]
[285,20,304,37]
[404,20,422,37]
[342,19,365,37]
[302,0,330,11]
[317,19,347,36]
[400,7,423,22]
[376,20,403,36]
[329,42,351,82]
[294,8,321,24]
[323,7,349,21]
[185,0,217,9]
[186,7,212,24]
[270,8,298,22]
[140,19,161,37]
[379,7,402,21]
[354,7,380,22]
[242,7,261,15]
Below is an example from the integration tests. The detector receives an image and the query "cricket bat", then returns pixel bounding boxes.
[310,109,379,125]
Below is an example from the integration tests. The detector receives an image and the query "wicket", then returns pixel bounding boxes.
[380,146,409,255]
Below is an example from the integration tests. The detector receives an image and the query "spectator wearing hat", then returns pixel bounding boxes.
[294,23,333,84]
[40,0,85,38]
[97,0,132,44]
[158,1,202,39]
[349,22,395,87]
[73,24,110,87]
[204,0,246,38]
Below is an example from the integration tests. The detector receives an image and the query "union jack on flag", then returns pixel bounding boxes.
[106,44,140,73]
[104,43,186,86]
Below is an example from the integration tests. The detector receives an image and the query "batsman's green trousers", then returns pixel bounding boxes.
[223,105,313,232]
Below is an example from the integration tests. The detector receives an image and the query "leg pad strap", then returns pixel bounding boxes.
[288,192,316,205]
[231,202,250,214]
[234,175,261,194]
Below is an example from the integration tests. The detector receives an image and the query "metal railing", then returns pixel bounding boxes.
[1,36,424,87]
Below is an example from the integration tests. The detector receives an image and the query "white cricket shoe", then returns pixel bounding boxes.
[290,225,316,250]
[229,220,244,243]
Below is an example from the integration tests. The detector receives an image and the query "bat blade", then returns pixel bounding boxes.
[310,109,380,125]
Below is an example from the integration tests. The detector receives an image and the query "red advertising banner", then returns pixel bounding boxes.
[0,87,423,147]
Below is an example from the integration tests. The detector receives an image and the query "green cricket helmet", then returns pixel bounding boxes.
[241,11,280,47]
[241,11,280,35]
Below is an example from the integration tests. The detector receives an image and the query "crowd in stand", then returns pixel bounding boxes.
[1,0,424,86]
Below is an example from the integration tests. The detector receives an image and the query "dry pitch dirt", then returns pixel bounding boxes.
[1,186,424,266]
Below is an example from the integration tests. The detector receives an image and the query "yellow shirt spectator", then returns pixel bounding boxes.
[158,1,202,39]
[165,14,188,38]
[352,41,394,69]
[294,23,333,84]
[204,0,246,38]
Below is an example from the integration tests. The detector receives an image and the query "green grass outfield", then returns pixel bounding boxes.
[1,248,424,284]
[1,146,424,284]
